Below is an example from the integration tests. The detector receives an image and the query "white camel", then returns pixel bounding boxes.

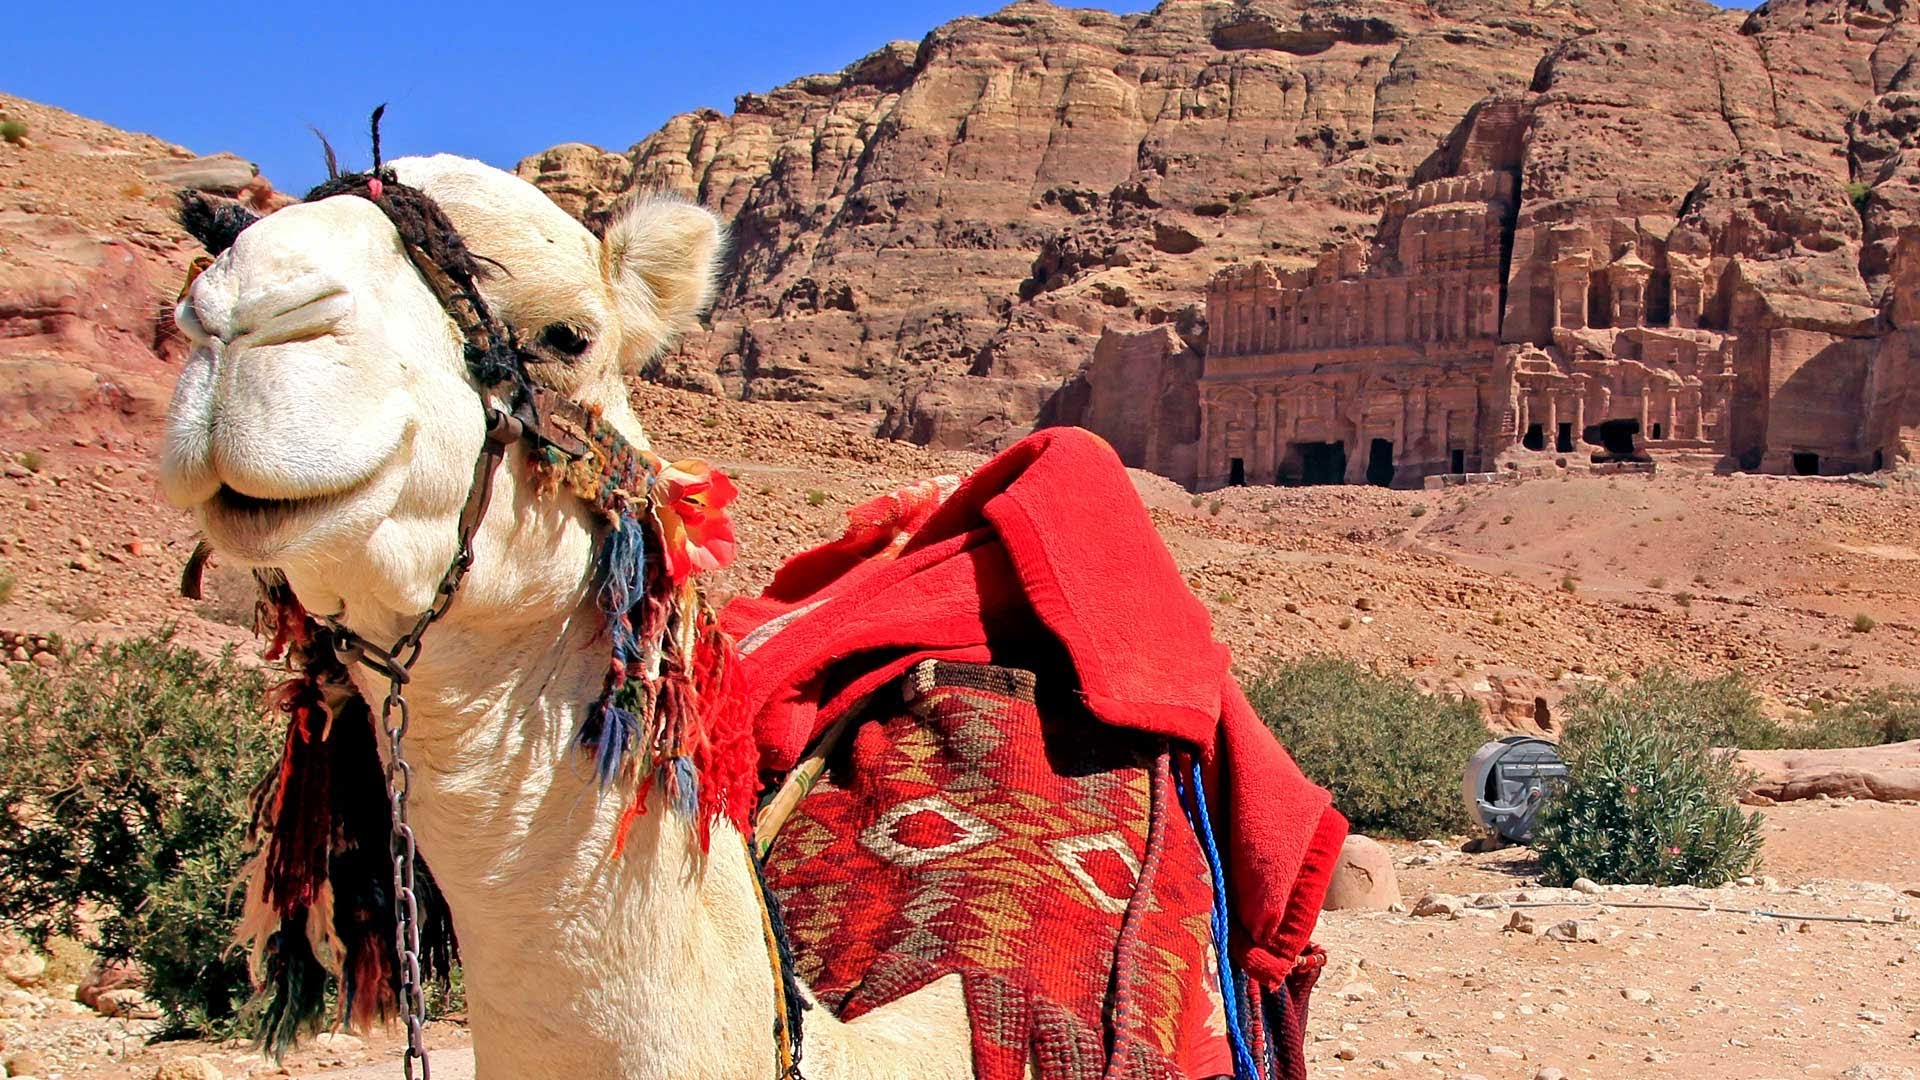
[160,155,993,1080]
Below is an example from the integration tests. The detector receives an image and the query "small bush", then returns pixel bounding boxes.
[1794,688,1920,748]
[18,450,42,473]
[1534,680,1764,887]
[0,120,27,145]
[0,631,277,1035]
[1560,574,1577,593]
[1190,495,1204,508]
[1208,498,1223,516]
[1245,656,1489,838]
[1852,612,1876,634]
[805,489,827,507]
[1846,179,1872,214]
[1409,504,1428,518]
[1673,590,1692,608]
[0,567,13,606]
[1623,667,1772,749]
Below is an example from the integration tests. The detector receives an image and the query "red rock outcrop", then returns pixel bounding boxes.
[519,0,1920,472]
[523,0,1727,450]
[0,94,270,440]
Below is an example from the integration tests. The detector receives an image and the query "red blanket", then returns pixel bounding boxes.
[724,426,1346,988]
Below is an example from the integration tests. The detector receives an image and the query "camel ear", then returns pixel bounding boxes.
[601,196,725,361]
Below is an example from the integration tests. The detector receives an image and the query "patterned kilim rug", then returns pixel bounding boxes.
[762,660,1236,1080]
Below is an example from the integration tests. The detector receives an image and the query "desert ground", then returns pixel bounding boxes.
[2,384,1918,1080]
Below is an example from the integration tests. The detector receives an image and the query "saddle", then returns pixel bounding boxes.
[728,427,1346,1080]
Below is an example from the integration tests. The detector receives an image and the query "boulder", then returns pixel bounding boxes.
[1736,740,1920,802]
[1324,834,1400,911]
[77,960,143,1011]
[141,152,257,195]
[154,1057,223,1080]
[0,950,45,989]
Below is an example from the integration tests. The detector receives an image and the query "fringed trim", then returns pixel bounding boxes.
[237,403,751,1052]
[239,581,457,1055]
[526,400,755,854]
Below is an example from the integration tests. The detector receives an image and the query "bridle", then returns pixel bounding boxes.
[179,158,800,1078]
[292,167,582,1080]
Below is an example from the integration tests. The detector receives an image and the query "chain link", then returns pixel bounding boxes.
[327,407,519,1080]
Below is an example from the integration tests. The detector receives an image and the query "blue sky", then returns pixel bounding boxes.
[15,0,1759,196]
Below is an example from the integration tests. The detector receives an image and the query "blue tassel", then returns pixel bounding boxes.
[579,512,649,782]
[590,701,637,787]
[1183,759,1261,1080]
[670,756,699,817]
[598,513,647,656]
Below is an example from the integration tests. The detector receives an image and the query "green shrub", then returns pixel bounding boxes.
[0,631,277,1035]
[0,567,13,606]
[1409,504,1428,518]
[805,489,827,507]
[1846,179,1872,214]
[1619,667,1773,748]
[1244,656,1488,838]
[0,120,26,145]
[1852,612,1876,634]
[1535,680,1763,887]
[1797,688,1920,748]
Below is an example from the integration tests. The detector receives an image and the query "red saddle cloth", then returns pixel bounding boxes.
[725,427,1347,1079]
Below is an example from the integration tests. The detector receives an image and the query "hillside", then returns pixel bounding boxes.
[517,0,1920,456]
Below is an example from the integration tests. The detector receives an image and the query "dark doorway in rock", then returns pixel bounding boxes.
[1523,423,1545,451]
[1874,449,1885,472]
[1451,449,1466,474]
[1533,697,1553,734]
[1651,422,1663,440]
[1296,441,1347,486]
[1229,457,1245,486]
[1793,451,1820,476]
[1556,422,1574,453]
[1587,418,1640,458]
[1366,439,1395,487]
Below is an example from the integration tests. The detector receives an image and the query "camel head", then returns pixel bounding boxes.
[160,155,724,637]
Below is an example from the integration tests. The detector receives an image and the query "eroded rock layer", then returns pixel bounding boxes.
[521,0,1920,474]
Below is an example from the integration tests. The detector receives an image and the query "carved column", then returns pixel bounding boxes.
[1198,397,1214,488]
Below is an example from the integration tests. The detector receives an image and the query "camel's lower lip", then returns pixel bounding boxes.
[201,483,350,555]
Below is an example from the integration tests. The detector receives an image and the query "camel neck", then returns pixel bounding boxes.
[369,604,781,1079]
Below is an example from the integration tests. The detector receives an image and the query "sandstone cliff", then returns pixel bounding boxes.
[0,93,283,441]
[523,0,1747,449]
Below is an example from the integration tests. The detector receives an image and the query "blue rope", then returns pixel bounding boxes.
[1184,759,1261,1080]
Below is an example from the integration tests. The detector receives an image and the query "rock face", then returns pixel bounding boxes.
[522,0,1920,468]
[1737,738,1920,801]
[0,94,264,440]
[522,0,1716,449]
[1149,0,1920,488]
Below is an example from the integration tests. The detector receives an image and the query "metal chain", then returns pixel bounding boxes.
[325,407,521,1080]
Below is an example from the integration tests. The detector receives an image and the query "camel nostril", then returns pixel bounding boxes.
[233,288,354,348]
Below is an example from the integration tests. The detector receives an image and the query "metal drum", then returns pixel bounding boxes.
[1461,736,1568,844]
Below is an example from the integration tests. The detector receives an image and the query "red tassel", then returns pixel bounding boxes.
[692,628,758,839]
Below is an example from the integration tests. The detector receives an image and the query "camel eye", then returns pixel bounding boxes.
[539,323,592,358]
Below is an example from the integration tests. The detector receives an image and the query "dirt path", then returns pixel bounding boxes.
[1311,801,1920,1080]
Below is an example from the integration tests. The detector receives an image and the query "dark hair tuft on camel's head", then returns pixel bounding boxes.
[177,190,261,256]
